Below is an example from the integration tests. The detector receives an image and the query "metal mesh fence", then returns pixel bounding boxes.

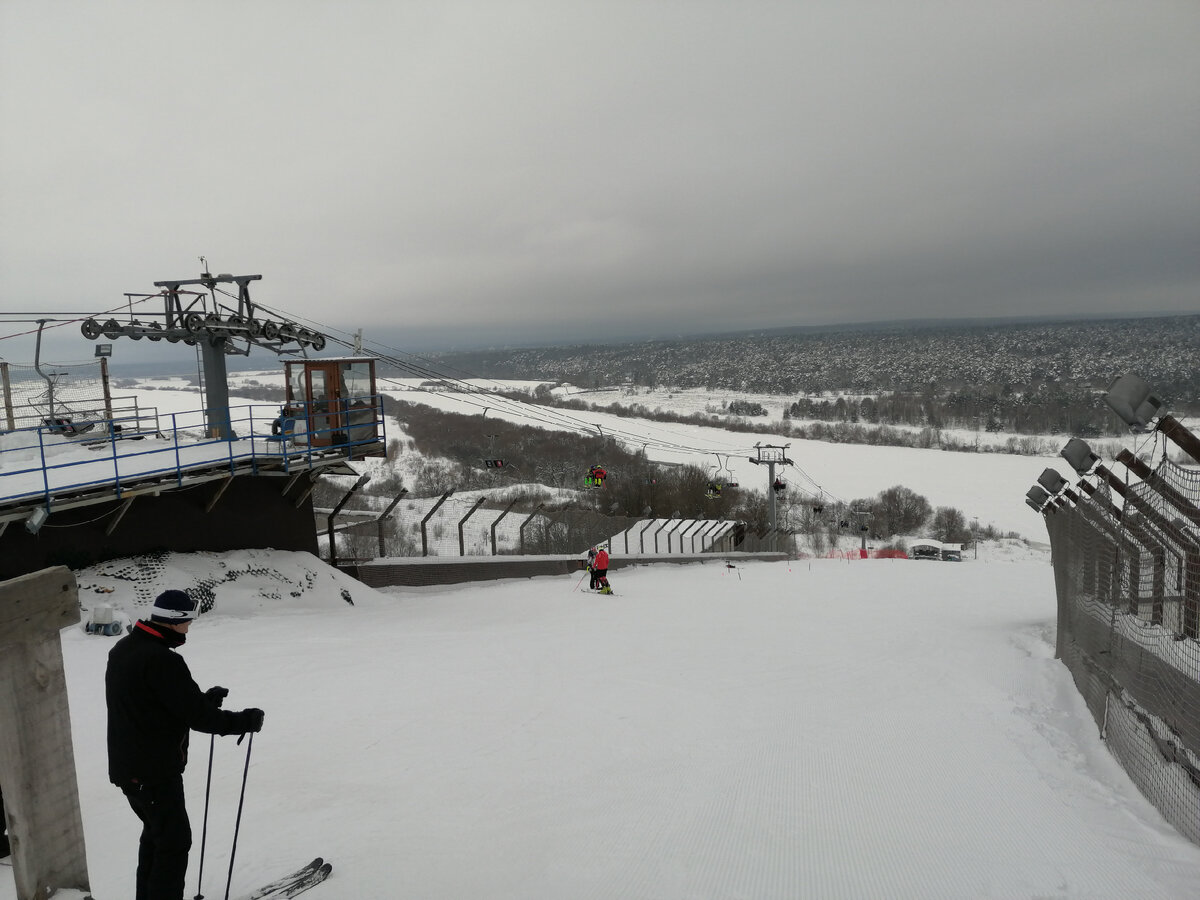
[322,493,793,565]
[1044,456,1200,846]
[1,360,108,431]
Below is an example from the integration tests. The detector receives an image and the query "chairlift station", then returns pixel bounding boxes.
[0,270,386,580]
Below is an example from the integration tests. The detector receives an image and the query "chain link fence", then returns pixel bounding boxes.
[321,490,794,565]
[1043,452,1200,845]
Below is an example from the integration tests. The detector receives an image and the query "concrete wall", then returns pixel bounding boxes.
[341,552,790,589]
[0,475,318,581]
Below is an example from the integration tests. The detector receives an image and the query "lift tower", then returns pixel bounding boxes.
[747,443,793,534]
[80,270,326,439]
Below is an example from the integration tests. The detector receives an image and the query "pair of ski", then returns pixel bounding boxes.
[0,861,329,898]
[235,857,331,899]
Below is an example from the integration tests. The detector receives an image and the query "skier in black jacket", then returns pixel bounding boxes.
[106,589,264,900]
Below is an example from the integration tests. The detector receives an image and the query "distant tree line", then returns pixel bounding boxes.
[434,315,1200,432]
[783,381,1126,437]
[507,389,1070,456]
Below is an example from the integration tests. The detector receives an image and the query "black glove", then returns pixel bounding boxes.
[235,708,265,734]
[205,686,229,708]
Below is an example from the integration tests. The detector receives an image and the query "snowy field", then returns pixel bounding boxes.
[6,545,1200,899]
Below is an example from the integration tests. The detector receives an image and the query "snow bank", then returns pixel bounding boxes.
[73,548,392,627]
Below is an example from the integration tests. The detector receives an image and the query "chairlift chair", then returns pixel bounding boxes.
[265,412,298,447]
[42,416,97,438]
[712,454,738,491]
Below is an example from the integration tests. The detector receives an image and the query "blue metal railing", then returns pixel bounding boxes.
[0,395,385,514]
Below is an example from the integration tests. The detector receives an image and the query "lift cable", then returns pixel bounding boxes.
[779,461,848,508]
[0,295,154,345]
[249,302,765,463]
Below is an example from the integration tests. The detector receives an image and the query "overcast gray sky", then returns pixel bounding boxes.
[2,0,1197,360]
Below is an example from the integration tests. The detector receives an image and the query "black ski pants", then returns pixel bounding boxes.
[120,776,191,900]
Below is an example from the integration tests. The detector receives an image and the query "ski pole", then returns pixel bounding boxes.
[223,733,254,900]
[573,570,588,591]
[193,733,215,900]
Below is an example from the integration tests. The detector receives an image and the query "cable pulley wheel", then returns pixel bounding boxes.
[101,319,123,339]
[261,320,281,341]
[184,313,205,334]
[81,319,103,340]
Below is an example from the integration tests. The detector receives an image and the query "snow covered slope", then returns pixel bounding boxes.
[6,547,1199,900]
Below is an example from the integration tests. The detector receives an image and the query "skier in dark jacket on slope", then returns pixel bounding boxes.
[106,589,264,900]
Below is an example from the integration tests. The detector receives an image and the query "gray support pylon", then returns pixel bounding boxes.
[748,444,793,534]
[767,460,777,536]
[199,337,233,439]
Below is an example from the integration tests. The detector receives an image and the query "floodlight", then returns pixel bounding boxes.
[25,507,48,534]
[1026,484,1051,506]
[1036,468,1068,496]
[1061,438,1100,476]
[1104,373,1162,431]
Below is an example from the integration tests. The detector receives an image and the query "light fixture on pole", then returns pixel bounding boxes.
[1104,373,1162,432]
[1036,468,1069,497]
[1103,372,1200,464]
[25,507,49,534]
[1060,438,1100,476]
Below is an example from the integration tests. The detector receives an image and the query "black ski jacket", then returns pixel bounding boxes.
[106,620,256,786]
